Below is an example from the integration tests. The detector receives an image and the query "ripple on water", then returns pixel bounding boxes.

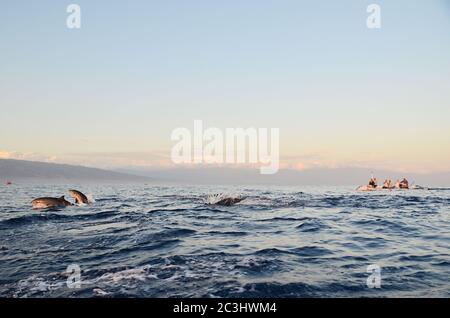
[0,185,449,297]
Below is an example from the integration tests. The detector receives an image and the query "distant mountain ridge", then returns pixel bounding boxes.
[117,166,450,186]
[0,159,152,182]
[2,159,449,186]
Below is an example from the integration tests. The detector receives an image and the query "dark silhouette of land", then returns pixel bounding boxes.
[0,159,152,183]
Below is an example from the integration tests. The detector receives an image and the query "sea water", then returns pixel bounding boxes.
[0,184,449,297]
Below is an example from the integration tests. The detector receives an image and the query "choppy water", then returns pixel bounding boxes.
[0,183,449,298]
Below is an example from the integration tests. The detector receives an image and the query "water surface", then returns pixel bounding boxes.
[0,184,449,297]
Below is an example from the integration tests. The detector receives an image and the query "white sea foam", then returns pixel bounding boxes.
[87,194,96,203]
[14,275,65,297]
[204,193,243,204]
[96,266,157,284]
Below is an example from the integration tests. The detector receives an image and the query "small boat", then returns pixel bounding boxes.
[356,185,428,191]
[356,185,390,192]
[5,181,12,186]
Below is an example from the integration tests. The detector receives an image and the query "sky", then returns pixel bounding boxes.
[1,0,450,174]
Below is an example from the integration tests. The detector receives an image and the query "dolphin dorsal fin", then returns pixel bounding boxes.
[59,196,65,200]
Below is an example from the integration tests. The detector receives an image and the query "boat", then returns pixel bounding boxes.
[5,181,12,185]
[356,184,428,191]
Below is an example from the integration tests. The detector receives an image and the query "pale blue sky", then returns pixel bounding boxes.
[1,0,450,172]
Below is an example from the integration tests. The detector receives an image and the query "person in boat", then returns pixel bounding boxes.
[382,179,392,189]
[399,178,409,189]
[368,176,378,189]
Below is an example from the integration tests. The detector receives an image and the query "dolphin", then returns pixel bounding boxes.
[68,189,90,204]
[31,196,73,209]
[207,194,246,206]
[215,197,245,206]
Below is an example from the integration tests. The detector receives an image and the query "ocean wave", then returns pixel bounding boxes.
[296,218,328,232]
[1,185,449,297]
[0,213,70,227]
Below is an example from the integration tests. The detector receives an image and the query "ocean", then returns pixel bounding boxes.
[0,183,449,298]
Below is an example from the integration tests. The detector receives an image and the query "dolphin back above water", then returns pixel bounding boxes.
[215,197,245,206]
[31,189,91,209]
[31,196,73,209]
[206,194,246,206]
[69,189,90,204]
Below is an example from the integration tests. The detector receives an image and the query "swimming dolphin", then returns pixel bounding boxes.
[68,189,89,204]
[207,194,246,206]
[31,196,73,209]
[215,197,245,206]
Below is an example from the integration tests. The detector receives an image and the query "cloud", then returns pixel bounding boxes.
[279,153,337,171]
[0,149,315,172]
[0,149,446,174]
[0,150,58,162]
[0,151,13,159]
[60,151,173,170]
